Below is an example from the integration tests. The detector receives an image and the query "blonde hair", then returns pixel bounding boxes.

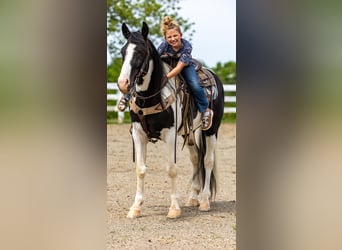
[161,16,182,37]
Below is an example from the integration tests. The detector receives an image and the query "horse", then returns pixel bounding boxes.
[117,22,224,219]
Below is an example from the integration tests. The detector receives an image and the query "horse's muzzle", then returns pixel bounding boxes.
[117,77,130,94]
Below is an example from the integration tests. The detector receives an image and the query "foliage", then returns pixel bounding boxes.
[212,61,236,122]
[107,57,122,82]
[107,0,236,123]
[107,0,195,60]
[211,61,236,85]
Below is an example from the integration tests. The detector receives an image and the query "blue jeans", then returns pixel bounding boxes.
[181,65,208,113]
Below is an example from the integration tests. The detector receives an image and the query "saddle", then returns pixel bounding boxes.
[196,64,218,103]
[161,55,218,102]
[161,55,218,146]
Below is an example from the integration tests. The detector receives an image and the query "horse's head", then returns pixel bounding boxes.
[117,22,151,94]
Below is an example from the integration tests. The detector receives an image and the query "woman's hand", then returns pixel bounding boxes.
[167,61,186,78]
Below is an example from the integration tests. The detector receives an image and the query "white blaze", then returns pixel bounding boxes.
[118,43,136,84]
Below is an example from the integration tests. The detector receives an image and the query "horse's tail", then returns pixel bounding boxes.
[198,131,217,199]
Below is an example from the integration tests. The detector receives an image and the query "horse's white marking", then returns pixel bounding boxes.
[186,140,201,202]
[136,59,153,92]
[127,122,148,218]
[200,134,217,210]
[118,43,136,85]
[160,64,185,132]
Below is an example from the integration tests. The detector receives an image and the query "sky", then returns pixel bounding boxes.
[178,0,236,67]
[107,0,236,68]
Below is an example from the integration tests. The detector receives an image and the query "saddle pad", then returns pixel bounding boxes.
[198,68,218,101]
[198,68,215,87]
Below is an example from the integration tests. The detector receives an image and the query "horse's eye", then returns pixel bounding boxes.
[120,46,127,60]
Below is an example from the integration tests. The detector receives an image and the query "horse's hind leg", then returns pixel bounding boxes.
[165,129,181,219]
[127,124,147,218]
[199,134,217,211]
[185,144,201,207]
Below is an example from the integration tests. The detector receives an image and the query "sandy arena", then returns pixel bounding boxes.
[107,123,236,249]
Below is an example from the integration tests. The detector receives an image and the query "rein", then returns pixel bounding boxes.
[131,75,168,103]
[129,40,171,117]
[130,76,172,116]
[133,40,151,86]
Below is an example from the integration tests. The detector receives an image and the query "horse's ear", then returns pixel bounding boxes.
[122,23,131,39]
[141,22,149,40]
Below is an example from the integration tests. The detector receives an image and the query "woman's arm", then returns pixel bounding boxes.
[166,61,186,79]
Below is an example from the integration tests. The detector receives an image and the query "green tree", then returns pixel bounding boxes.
[107,0,195,60]
[212,61,236,122]
[212,61,236,85]
[107,57,122,82]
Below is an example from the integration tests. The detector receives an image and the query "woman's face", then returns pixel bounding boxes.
[165,28,182,51]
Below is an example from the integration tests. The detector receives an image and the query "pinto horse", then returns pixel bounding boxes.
[117,22,224,219]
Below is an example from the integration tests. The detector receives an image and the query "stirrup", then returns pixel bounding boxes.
[201,109,213,131]
[117,96,128,112]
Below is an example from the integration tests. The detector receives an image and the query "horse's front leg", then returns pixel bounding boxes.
[164,128,181,219]
[127,123,148,218]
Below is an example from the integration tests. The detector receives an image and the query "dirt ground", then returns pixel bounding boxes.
[107,123,236,249]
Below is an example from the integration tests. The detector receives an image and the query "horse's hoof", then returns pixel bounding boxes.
[199,202,210,212]
[127,208,141,218]
[166,208,181,219]
[185,198,199,207]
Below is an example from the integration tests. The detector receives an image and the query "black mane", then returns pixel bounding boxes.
[126,31,165,106]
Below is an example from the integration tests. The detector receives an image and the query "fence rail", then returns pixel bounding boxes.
[107,82,236,122]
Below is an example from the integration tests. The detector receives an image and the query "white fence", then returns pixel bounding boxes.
[107,82,236,122]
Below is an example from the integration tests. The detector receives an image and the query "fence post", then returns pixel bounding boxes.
[118,111,124,124]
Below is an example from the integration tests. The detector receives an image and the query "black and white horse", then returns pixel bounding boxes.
[117,22,224,218]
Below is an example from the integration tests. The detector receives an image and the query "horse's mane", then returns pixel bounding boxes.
[147,39,165,82]
[129,31,165,82]
[127,31,165,106]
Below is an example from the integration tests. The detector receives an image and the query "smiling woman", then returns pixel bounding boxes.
[157,16,214,130]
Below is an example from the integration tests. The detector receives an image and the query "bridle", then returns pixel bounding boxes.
[132,40,151,86]
[129,39,168,104]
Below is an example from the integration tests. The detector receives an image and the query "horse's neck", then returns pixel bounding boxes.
[141,60,174,92]
[136,60,179,98]
[162,62,180,88]
[160,62,182,100]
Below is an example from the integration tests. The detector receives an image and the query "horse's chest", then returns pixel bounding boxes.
[130,108,174,139]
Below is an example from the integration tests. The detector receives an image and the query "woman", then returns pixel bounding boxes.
[158,16,213,130]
